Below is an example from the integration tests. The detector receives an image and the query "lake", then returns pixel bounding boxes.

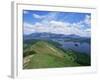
[59,41,90,54]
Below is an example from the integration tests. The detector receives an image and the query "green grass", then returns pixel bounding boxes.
[24,53,80,69]
[23,40,90,69]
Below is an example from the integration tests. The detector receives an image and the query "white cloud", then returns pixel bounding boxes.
[24,23,33,28]
[84,15,91,26]
[85,28,91,32]
[24,23,35,34]
[33,14,45,19]
[24,19,91,37]
[24,13,91,37]
[23,11,29,14]
[33,12,58,21]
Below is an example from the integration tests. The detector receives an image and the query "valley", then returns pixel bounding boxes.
[23,38,90,69]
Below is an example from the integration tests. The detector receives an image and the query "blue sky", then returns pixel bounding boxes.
[23,10,91,37]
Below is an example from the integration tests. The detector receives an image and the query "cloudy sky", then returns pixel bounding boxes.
[23,10,91,37]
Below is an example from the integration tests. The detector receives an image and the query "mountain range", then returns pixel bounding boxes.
[23,32,89,40]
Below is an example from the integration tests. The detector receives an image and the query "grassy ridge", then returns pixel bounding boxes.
[23,40,90,69]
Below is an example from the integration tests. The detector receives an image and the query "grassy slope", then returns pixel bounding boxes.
[23,41,81,69]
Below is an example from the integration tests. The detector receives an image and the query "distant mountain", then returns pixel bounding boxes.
[67,34,81,38]
[23,32,83,40]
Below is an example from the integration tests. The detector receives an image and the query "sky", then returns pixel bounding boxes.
[23,10,91,37]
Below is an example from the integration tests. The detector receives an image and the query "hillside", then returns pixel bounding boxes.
[23,40,90,69]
